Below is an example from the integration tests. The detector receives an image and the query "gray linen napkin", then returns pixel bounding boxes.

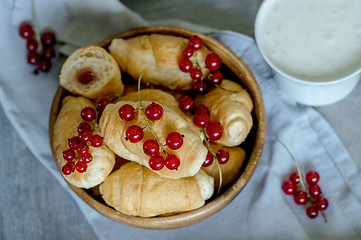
[1,0,361,239]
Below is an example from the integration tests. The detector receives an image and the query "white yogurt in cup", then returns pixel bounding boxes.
[255,0,361,106]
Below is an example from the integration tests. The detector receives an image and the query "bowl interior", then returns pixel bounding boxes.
[49,26,266,229]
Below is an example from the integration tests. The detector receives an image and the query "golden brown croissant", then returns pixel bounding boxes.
[201,80,253,147]
[52,96,115,189]
[108,34,212,90]
[99,162,214,217]
[98,100,207,179]
[59,46,124,99]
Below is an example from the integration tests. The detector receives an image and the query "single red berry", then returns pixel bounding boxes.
[306,171,320,185]
[63,149,75,161]
[166,132,184,150]
[118,104,135,121]
[306,205,319,219]
[179,57,193,72]
[149,155,165,171]
[81,107,96,122]
[82,152,93,163]
[27,52,39,65]
[193,103,210,116]
[282,180,297,195]
[96,98,111,112]
[217,149,230,164]
[77,70,95,85]
[68,136,80,150]
[308,184,322,198]
[315,197,328,211]
[143,139,160,156]
[202,151,214,167]
[294,190,308,205]
[182,47,194,58]
[178,95,194,113]
[62,163,73,175]
[77,122,92,133]
[77,142,89,155]
[78,130,92,142]
[19,23,34,40]
[90,134,103,147]
[188,36,203,50]
[26,38,38,53]
[145,103,163,121]
[193,112,209,128]
[165,154,180,170]
[42,47,56,59]
[76,160,87,173]
[206,122,223,141]
[37,58,52,72]
[41,32,56,47]
[205,53,222,71]
[190,68,203,81]
[192,80,207,94]
[207,70,223,85]
[289,172,300,185]
[125,125,144,143]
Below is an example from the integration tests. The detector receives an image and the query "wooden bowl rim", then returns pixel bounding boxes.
[49,26,266,229]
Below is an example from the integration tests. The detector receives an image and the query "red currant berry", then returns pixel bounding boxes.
[77,142,89,155]
[182,47,194,58]
[315,197,328,211]
[96,98,111,112]
[149,155,165,171]
[62,163,73,175]
[306,171,320,185]
[68,136,80,150]
[202,151,214,167]
[26,38,38,53]
[207,70,223,85]
[289,172,300,185]
[165,154,180,170]
[37,58,52,72]
[125,125,144,143]
[27,52,39,65]
[78,122,92,133]
[206,122,223,141]
[77,69,95,85]
[76,160,87,173]
[178,95,194,113]
[81,107,96,122]
[294,190,308,205]
[282,180,297,195]
[145,103,163,121]
[308,184,321,198]
[82,152,93,163]
[205,53,222,71]
[192,80,207,94]
[179,57,193,72]
[19,23,34,40]
[190,68,203,81]
[143,139,160,156]
[119,104,136,121]
[42,47,56,59]
[41,32,56,47]
[166,132,184,150]
[306,205,319,219]
[193,112,209,128]
[193,103,210,116]
[188,36,203,50]
[90,134,103,147]
[217,149,230,164]
[63,149,75,161]
[78,130,92,143]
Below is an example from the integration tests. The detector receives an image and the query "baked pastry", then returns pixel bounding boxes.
[201,80,253,147]
[52,96,116,189]
[108,33,212,90]
[99,100,207,179]
[99,162,214,217]
[59,45,124,99]
[201,144,245,189]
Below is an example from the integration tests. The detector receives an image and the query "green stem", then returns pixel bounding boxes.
[31,0,41,45]
[215,84,239,94]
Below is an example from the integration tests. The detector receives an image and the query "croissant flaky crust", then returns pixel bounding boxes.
[52,96,116,189]
[108,34,211,90]
[99,162,214,217]
[201,80,254,147]
[60,45,124,99]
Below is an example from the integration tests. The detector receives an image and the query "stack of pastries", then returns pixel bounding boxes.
[52,33,254,217]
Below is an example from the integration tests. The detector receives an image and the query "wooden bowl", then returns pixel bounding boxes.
[49,26,266,229]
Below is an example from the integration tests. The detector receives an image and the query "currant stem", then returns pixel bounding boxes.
[215,84,239,93]
[31,0,41,45]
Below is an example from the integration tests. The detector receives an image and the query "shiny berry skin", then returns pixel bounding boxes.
[206,122,223,141]
[118,104,135,121]
[63,149,75,161]
[77,70,95,85]
[182,47,194,58]
[205,53,222,71]
[125,125,144,143]
[77,142,89,155]
[143,139,160,156]
[216,149,230,164]
[282,180,297,195]
[76,160,87,173]
[81,107,97,122]
[306,206,319,219]
[188,36,203,50]
[82,152,93,163]
[289,172,300,185]
[308,184,321,198]
[77,122,92,133]
[166,132,184,150]
[41,32,56,47]
[190,68,203,81]
[294,190,308,205]
[193,103,210,116]
[178,95,194,113]
[78,130,92,142]
[145,103,163,121]
[42,47,56,59]
[68,136,80,150]
[306,171,320,185]
[315,197,328,211]
[193,112,209,128]
[192,80,207,94]
[90,134,103,147]
[26,38,38,53]
[165,154,180,170]
[96,98,111,112]
[179,57,193,72]
[27,52,39,65]
[62,163,73,175]
[207,70,223,85]
[37,58,52,72]
[149,155,165,171]
[202,151,214,167]
[19,23,34,40]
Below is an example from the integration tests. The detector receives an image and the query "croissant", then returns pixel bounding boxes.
[59,45,124,99]
[52,96,116,189]
[99,100,207,179]
[99,162,214,217]
[108,33,212,90]
[201,80,253,147]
